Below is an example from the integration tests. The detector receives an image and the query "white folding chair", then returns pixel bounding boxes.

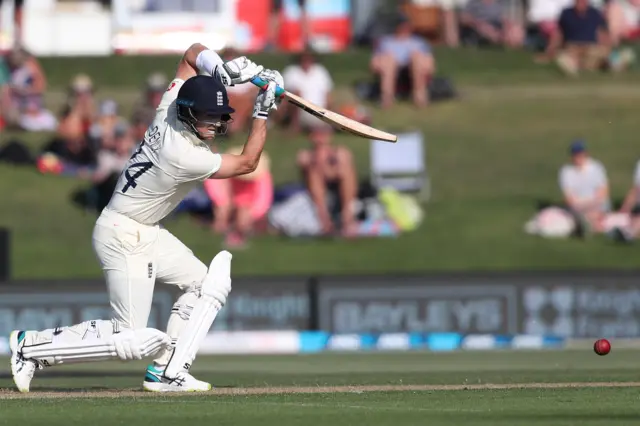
[369,131,430,202]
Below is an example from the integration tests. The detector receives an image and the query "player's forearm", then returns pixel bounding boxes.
[239,119,268,174]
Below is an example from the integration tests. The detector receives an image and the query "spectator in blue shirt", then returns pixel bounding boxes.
[370,15,435,109]
[538,0,612,75]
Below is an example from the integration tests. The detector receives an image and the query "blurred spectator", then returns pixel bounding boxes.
[221,48,258,134]
[398,0,462,47]
[613,158,640,242]
[527,0,570,42]
[58,74,96,140]
[604,0,640,45]
[439,1,463,47]
[204,146,273,249]
[87,123,134,184]
[83,123,134,211]
[39,74,99,173]
[269,0,308,51]
[537,0,621,75]
[38,132,95,175]
[132,72,167,121]
[131,108,155,142]
[296,126,358,236]
[370,15,435,108]
[460,0,525,48]
[558,140,610,233]
[3,47,56,131]
[89,99,128,152]
[281,50,334,132]
[63,123,136,213]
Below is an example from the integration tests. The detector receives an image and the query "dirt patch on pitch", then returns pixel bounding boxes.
[0,382,638,400]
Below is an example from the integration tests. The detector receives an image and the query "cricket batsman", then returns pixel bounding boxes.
[9,43,284,393]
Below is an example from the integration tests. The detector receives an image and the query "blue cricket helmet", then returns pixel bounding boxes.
[176,75,235,138]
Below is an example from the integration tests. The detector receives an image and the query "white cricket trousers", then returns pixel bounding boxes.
[92,208,208,329]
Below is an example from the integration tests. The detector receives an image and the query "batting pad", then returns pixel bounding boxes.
[21,321,170,366]
[165,251,232,378]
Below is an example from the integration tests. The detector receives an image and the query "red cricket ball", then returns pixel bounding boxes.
[594,338,611,356]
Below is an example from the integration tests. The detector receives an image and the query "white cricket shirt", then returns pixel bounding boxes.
[106,78,223,225]
[558,157,609,207]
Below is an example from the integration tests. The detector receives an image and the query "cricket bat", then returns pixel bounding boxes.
[251,76,398,143]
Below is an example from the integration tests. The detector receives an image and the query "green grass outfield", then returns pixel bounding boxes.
[4,48,640,278]
[1,350,639,425]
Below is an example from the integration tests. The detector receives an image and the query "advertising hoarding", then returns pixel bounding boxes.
[318,276,518,334]
[0,278,310,336]
[3,272,640,338]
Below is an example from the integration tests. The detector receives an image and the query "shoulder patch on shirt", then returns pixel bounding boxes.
[167,82,177,92]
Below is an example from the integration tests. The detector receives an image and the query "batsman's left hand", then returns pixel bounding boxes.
[252,69,284,120]
[216,56,264,86]
[257,69,284,111]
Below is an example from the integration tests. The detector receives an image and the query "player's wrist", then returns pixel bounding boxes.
[252,111,269,120]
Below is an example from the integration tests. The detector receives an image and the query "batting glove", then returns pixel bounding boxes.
[252,69,284,120]
[215,56,264,87]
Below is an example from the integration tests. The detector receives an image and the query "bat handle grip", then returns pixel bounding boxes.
[251,76,286,98]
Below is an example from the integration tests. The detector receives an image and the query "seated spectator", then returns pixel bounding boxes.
[537,0,615,75]
[612,158,640,242]
[280,50,333,132]
[58,74,96,141]
[131,108,155,143]
[296,125,358,236]
[460,0,525,48]
[132,72,167,121]
[3,47,56,131]
[89,99,128,152]
[204,146,273,249]
[558,140,610,233]
[221,48,258,134]
[39,89,99,172]
[19,98,57,132]
[38,133,96,175]
[83,123,135,211]
[527,0,570,43]
[370,15,435,109]
[604,0,640,46]
[88,123,134,184]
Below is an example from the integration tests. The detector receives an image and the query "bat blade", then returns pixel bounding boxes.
[250,76,398,143]
[285,92,398,143]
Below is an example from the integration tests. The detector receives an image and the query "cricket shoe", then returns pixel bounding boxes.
[9,330,42,393]
[142,364,212,392]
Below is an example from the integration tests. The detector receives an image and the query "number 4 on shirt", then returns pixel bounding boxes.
[122,161,153,193]
[121,141,153,193]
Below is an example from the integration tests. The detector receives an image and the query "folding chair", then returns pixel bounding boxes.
[369,131,430,202]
